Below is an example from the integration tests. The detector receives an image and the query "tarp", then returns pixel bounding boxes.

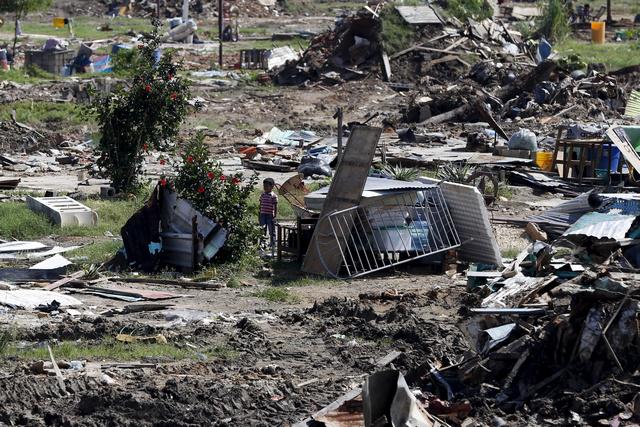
[0,289,82,309]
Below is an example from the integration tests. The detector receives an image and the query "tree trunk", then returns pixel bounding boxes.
[606,0,613,23]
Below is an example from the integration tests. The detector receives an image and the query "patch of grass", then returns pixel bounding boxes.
[281,1,363,14]
[68,240,122,266]
[501,247,523,259]
[193,251,263,282]
[251,286,299,303]
[444,0,493,22]
[3,340,215,361]
[0,101,84,127]
[0,67,57,84]
[555,40,640,71]
[0,328,14,355]
[0,16,154,41]
[249,188,295,220]
[0,202,56,239]
[380,6,414,54]
[497,183,514,200]
[226,275,242,288]
[0,198,142,240]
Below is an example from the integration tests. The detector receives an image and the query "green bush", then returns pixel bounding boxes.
[86,22,192,193]
[445,0,493,21]
[538,0,570,42]
[380,6,414,54]
[170,133,261,263]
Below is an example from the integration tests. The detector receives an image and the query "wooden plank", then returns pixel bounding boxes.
[607,127,640,174]
[380,51,392,81]
[47,344,68,396]
[415,46,478,56]
[443,36,467,51]
[301,126,382,276]
[44,270,85,291]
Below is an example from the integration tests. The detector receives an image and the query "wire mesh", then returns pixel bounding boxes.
[314,187,461,279]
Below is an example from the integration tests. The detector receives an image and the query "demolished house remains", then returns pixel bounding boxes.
[7,0,640,425]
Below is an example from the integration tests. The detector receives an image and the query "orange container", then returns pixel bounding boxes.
[536,151,554,171]
[591,21,606,44]
[52,17,65,28]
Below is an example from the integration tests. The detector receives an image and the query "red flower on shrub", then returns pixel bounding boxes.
[145,84,152,93]
[232,177,241,185]
[167,74,174,80]
[207,172,215,180]
[197,186,205,193]
[159,159,166,165]
[138,44,144,49]
[220,175,227,181]
[170,92,178,101]
[142,143,148,152]
[160,178,167,187]
[187,156,194,163]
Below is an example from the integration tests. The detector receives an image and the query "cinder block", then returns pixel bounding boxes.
[26,196,98,227]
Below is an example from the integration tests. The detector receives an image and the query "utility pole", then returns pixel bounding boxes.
[606,0,612,23]
[218,0,223,67]
[183,0,193,44]
[157,0,160,19]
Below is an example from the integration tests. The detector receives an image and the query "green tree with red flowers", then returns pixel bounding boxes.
[87,21,193,193]
[170,133,261,262]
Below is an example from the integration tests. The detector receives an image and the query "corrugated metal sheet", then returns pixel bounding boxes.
[564,212,636,240]
[395,5,443,25]
[418,177,503,267]
[314,177,435,194]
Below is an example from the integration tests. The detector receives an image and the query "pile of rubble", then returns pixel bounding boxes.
[274,11,382,85]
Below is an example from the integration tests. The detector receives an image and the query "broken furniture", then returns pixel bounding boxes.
[552,125,619,184]
[240,49,268,69]
[121,185,227,273]
[26,196,98,227]
[277,218,317,262]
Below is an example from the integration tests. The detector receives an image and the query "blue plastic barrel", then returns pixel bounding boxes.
[598,144,621,171]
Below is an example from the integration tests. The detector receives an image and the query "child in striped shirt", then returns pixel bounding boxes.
[259,178,278,248]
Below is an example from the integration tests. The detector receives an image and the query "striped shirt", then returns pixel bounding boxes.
[259,191,278,215]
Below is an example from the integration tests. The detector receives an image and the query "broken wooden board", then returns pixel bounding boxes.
[302,126,382,277]
[606,126,640,174]
[0,178,20,190]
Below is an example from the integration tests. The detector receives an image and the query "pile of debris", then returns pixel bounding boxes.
[274,10,382,85]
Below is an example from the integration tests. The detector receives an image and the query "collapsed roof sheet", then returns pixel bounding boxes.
[395,5,444,25]
[418,177,503,267]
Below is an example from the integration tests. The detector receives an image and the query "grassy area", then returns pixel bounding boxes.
[249,188,296,221]
[0,199,142,240]
[0,101,85,127]
[0,16,154,41]
[68,240,123,266]
[2,340,238,361]
[556,39,640,71]
[251,286,299,303]
[501,247,523,259]
[281,1,364,15]
[0,67,58,84]
[379,6,414,54]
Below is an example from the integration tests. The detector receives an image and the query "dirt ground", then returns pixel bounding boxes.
[3,2,638,426]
